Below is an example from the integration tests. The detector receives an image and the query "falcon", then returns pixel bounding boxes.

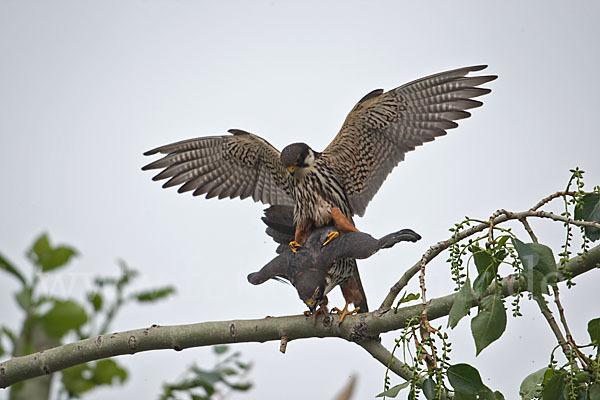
[143,65,497,317]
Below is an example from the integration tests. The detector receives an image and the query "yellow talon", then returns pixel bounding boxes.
[332,301,359,324]
[322,231,339,247]
[289,241,302,253]
[307,305,328,325]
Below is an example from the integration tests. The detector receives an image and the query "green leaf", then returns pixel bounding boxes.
[588,318,600,345]
[228,383,252,391]
[422,377,436,399]
[575,193,600,241]
[471,295,506,355]
[447,364,486,394]
[190,366,222,386]
[519,367,548,400]
[513,239,558,296]
[15,287,32,311]
[472,247,496,275]
[396,292,420,307]
[42,300,88,338]
[88,292,103,312]
[0,253,27,285]
[542,368,554,385]
[541,370,565,400]
[61,360,127,396]
[235,360,250,370]
[512,238,539,270]
[528,243,558,284]
[454,393,477,400]
[495,235,511,249]
[92,359,127,385]
[376,382,409,397]
[589,382,600,400]
[473,249,498,296]
[132,286,175,303]
[62,364,96,395]
[29,234,77,272]
[220,367,237,376]
[522,268,550,299]
[449,278,473,328]
[213,345,229,355]
[471,247,499,296]
[493,390,505,400]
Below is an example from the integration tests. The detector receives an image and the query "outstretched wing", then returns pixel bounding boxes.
[321,65,497,216]
[143,129,294,206]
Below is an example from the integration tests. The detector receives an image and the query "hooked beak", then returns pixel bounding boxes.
[287,166,297,176]
[305,299,316,313]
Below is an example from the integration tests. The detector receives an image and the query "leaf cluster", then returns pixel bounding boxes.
[0,233,176,399]
[160,345,252,400]
[381,169,600,399]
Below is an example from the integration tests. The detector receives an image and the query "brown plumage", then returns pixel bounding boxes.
[143,65,497,313]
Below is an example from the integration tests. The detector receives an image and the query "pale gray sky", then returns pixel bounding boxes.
[1,1,599,399]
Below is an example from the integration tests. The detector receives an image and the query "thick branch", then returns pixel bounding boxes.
[2,243,599,389]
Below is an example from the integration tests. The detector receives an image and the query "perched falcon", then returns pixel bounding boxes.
[249,205,421,323]
[143,65,497,316]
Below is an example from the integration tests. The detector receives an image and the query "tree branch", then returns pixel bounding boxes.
[378,205,600,311]
[2,242,599,389]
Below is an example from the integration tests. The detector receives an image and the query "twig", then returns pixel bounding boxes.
[534,297,573,362]
[530,191,577,211]
[417,249,438,370]
[551,286,589,368]
[519,217,539,244]
[279,336,288,354]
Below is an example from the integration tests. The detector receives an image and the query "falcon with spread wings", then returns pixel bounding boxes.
[143,65,497,317]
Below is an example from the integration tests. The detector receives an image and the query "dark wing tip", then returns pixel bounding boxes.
[247,272,261,285]
[143,149,159,156]
[358,89,384,104]
[142,158,164,171]
[228,128,251,135]
[465,64,488,72]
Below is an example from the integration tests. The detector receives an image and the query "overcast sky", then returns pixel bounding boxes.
[1,1,599,399]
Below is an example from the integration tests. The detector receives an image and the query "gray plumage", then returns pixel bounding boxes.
[248,220,421,310]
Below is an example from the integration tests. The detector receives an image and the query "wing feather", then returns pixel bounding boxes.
[321,65,497,216]
[143,130,294,206]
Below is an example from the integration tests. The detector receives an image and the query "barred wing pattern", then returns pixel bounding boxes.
[321,65,497,217]
[143,129,294,206]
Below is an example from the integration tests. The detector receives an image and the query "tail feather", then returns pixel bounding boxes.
[262,206,295,249]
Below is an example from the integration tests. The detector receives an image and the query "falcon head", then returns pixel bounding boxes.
[280,143,317,177]
[293,269,326,313]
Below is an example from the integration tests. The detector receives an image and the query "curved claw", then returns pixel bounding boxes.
[332,301,360,324]
[289,241,302,253]
[322,231,339,247]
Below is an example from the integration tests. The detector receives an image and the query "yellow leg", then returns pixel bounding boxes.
[289,241,302,253]
[305,305,328,325]
[332,301,360,324]
[322,231,339,247]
